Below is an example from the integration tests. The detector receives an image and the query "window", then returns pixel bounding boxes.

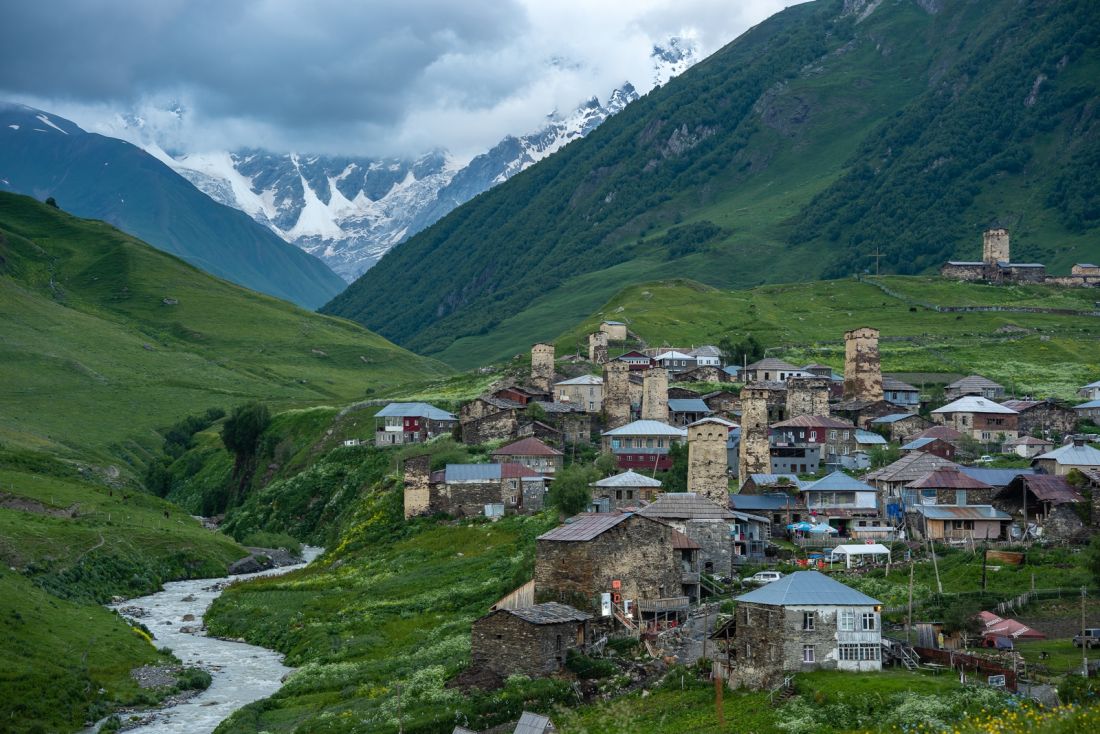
[861,612,877,631]
[616,490,623,500]
[802,645,815,663]
[839,644,881,662]
[829,430,837,440]
[626,489,634,500]
[839,610,855,631]
[802,612,815,631]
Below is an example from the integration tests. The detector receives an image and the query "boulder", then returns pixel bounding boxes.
[227,554,274,575]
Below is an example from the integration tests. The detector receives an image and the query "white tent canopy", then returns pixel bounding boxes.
[830,543,892,568]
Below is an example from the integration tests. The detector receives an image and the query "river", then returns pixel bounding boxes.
[91,547,323,734]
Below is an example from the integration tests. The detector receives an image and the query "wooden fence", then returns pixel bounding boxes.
[913,647,1017,691]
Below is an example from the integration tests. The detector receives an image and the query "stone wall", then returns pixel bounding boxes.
[463,409,519,444]
[684,519,734,577]
[688,422,731,506]
[402,454,431,519]
[600,321,628,340]
[436,480,506,517]
[1016,401,1078,437]
[785,377,831,419]
[641,367,669,422]
[731,602,785,684]
[934,487,992,505]
[534,515,681,613]
[738,385,772,482]
[531,343,556,392]
[471,611,587,678]
[844,327,883,401]
[588,332,609,364]
[941,263,984,281]
[603,361,632,430]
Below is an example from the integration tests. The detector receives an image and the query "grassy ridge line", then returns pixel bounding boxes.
[0,192,449,465]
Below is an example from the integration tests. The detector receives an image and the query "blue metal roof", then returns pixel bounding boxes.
[729,493,799,511]
[872,413,919,424]
[735,570,880,606]
[444,464,502,482]
[901,437,936,450]
[802,471,877,493]
[376,402,456,420]
[668,399,712,413]
[855,430,887,445]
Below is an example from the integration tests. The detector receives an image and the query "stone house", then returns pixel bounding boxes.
[669,398,714,426]
[864,452,961,522]
[374,402,458,446]
[911,425,966,446]
[1074,400,1100,423]
[470,602,591,679]
[738,473,804,495]
[830,398,899,430]
[931,396,1019,443]
[612,350,654,370]
[882,377,920,411]
[701,390,740,417]
[1078,380,1100,402]
[534,513,699,615]
[900,437,957,461]
[602,420,687,472]
[729,492,808,538]
[944,375,1006,401]
[770,415,861,466]
[903,466,993,508]
[637,493,746,577]
[590,470,663,510]
[404,462,546,518]
[743,358,802,383]
[1002,399,1079,438]
[678,366,728,383]
[461,396,523,444]
[1031,437,1100,476]
[1001,436,1054,459]
[689,345,723,368]
[870,413,932,443]
[726,571,883,685]
[600,320,628,341]
[554,375,603,413]
[995,475,1086,541]
[492,437,564,476]
[800,472,881,537]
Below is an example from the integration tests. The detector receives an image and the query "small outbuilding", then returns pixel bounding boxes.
[470,602,591,678]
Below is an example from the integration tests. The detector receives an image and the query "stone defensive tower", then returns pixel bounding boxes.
[738,384,772,483]
[843,328,883,402]
[602,360,632,429]
[687,418,731,506]
[982,228,1010,265]
[786,377,831,419]
[588,331,609,364]
[641,367,669,422]
[531,342,555,392]
[402,454,431,519]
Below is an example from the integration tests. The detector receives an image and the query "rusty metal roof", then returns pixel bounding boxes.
[907,466,993,490]
[670,528,701,550]
[1006,475,1084,505]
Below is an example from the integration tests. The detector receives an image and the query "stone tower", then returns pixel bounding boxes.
[588,331,609,364]
[982,228,1010,265]
[738,383,772,483]
[602,360,632,429]
[687,418,732,506]
[641,367,669,422]
[402,454,431,519]
[786,377,831,419]
[531,342,555,392]
[843,328,883,402]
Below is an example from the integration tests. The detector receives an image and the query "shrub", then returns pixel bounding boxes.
[176,667,212,691]
[565,649,618,679]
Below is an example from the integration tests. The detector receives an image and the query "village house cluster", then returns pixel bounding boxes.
[941,228,1100,286]
[359,316,1100,694]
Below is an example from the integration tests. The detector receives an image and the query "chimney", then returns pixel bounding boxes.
[1073,435,1086,448]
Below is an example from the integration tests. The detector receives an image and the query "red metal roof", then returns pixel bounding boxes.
[492,437,563,457]
[912,425,965,442]
[670,528,701,550]
[1009,475,1084,505]
[500,463,544,479]
[907,466,992,490]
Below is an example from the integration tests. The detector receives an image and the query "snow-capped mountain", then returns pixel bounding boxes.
[145,40,699,282]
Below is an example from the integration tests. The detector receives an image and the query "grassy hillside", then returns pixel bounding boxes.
[325,0,1100,363]
[0,192,448,467]
[0,102,346,309]
[554,277,1100,397]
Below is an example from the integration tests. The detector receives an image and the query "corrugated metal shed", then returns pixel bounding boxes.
[735,570,881,606]
[855,430,887,445]
[1006,475,1084,505]
[873,413,920,424]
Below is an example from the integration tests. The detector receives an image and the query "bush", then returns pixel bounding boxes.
[565,649,618,679]
[176,667,212,691]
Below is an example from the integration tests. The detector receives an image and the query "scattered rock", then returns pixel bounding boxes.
[131,664,180,689]
[227,554,274,575]
[181,594,196,602]
[182,613,196,622]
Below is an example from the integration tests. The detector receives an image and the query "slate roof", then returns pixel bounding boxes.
[744,380,788,391]
[771,415,856,429]
[668,398,712,414]
[907,466,992,490]
[946,375,1005,392]
[901,437,938,451]
[492,437,563,457]
[691,345,722,357]
[603,420,688,437]
[735,570,880,606]
[513,711,555,734]
[638,493,735,520]
[873,413,922,424]
[1004,436,1053,446]
[506,602,591,625]
[745,357,801,371]
[932,396,1017,415]
[1005,475,1084,505]
[555,374,603,386]
[1034,442,1100,467]
[592,470,664,488]
[376,402,456,420]
[882,377,919,391]
[802,471,877,493]
[864,452,960,484]
[537,513,632,541]
[958,466,1035,488]
[911,505,1011,521]
[538,402,585,414]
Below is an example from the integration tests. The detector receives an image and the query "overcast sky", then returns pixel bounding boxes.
[1,1,800,159]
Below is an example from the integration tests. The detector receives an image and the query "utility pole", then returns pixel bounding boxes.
[928,536,942,593]
[981,542,988,591]
[907,562,915,646]
[1083,586,1089,678]
[872,245,883,276]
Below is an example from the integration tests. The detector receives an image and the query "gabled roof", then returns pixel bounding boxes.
[668,398,712,413]
[947,375,1005,391]
[1001,399,1040,412]
[907,465,992,490]
[873,413,922,424]
[855,430,887,445]
[445,464,501,482]
[505,602,591,625]
[500,464,545,479]
[1003,436,1053,446]
[688,416,738,429]
[1033,442,1100,466]
[1081,380,1100,389]
[592,471,663,488]
[555,374,603,386]
[1075,400,1100,410]
[690,345,722,357]
[882,377,919,391]
[1004,474,1084,505]
[735,570,880,606]
[601,320,626,325]
[771,415,856,429]
[911,505,1011,521]
[746,473,805,489]
[655,350,695,361]
[932,396,1017,415]
[802,471,877,493]
[901,437,939,451]
[614,350,650,360]
[513,711,555,734]
[602,420,688,437]
[492,437,563,457]
[537,512,632,541]
[864,452,960,483]
[912,425,965,442]
[745,357,801,372]
[729,493,803,511]
[376,402,456,420]
[638,493,735,520]
[958,466,1035,488]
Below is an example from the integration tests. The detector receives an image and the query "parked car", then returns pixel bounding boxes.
[975,455,994,464]
[743,571,784,586]
[1073,629,1100,648]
